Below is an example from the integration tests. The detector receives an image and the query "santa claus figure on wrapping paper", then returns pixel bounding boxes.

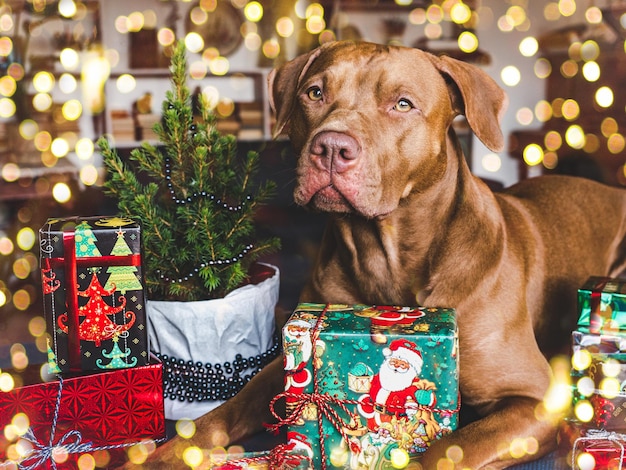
[283,318,317,423]
[357,339,441,443]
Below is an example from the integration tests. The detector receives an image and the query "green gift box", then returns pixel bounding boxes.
[577,276,626,334]
[276,303,459,469]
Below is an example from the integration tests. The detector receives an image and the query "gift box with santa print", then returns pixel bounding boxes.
[577,276,626,334]
[272,303,459,469]
[571,330,626,431]
[39,216,149,373]
[0,359,165,469]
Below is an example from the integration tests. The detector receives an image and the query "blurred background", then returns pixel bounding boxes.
[1,0,625,372]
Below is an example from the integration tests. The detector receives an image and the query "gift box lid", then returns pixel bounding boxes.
[577,276,626,334]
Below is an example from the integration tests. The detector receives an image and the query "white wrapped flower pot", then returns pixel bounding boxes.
[147,263,280,421]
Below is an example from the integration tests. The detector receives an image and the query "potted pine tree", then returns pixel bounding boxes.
[97,41,281,420]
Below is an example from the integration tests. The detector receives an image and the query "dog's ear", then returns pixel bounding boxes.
[268,47,323,139]
[433,55,508,152]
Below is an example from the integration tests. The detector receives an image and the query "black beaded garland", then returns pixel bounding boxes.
[154,335,281,402]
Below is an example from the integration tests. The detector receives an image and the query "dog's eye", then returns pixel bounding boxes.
[395,99,414,112]
[306,86,323,101]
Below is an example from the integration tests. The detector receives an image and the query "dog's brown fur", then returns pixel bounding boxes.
[126,41,626,469]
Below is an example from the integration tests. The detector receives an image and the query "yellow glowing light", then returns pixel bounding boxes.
[19,120,38,140]
[51,138,70,158]
[0,75,16,97]
[58,0,77,18]
[577,452,596,470]
[12,413,29,436]
[497,15,514,33]
[581,61,600,82]
[58,73,77,94]
[481,153,501,173]
[424,23,443,39]
[244,1,263,22]
[62,99,82,121]
[608,133,626,154]
[306,15,326,34]
[176,419,196,439]
[34,131,52,151]
[599,377,620,399]
[0,372,15,392]
[0,236,14,255]
[16,227,35,251]
[11,348,28,370]
[559,0,576,17]
[501,65,521,87]
[190,60,208,79]
[426,4,444,24]
[544,131,562,151]
[506,5,526,26]
[216,99,235,118]
[52,182,72,203]
[523,144,543,166]
[262,39,281,59]
[390,448,410,468]
[576,376,595,397]
[602,117,619,137]
[276,17,294,37]
[516,107,534,126]
[565,125,585,149]
[595,86,614,108]
[561,99,579,121]
[80,165,99,186]
[519,37,539,57]
[534,58,552,79]
[574,400,594,422]
[127,442,150,465]
[32,93,52,112]
[244,32,261,51]
[33,72,55,93]
[409,8,427,25]
[208,56,229,76]
[450,3,471,24]
[560,59,578,78]
[0,36,12,56]
[189,6,208,26]
[581,40,600,61]
[185,32,204,53]
[116,74,136,94]
[12,259,30,280]
[127,11,145,32]
[76,454,95,469]
[543,152,558,170]
[329,445,349,467]
[0,290,6,307]
[0,14,13,32]
[604,359,623,377]
[202,86,220,109]
[2,163,19,182]
[28,316,46,338]
[294,0,308,19]
[183,446,204,467]
[59,48,80,70]
[458,31,478,53]
[12,289,30,311]
[586,6,603,24]
[157,27,176,46]
[306,3,324,19]
[75,138,94,160]
[8,62,24,81]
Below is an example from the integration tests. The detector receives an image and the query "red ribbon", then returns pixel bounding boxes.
[42,226,141,372]
[589,278,611,334]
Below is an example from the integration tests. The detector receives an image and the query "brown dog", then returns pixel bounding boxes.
[127,40,626,469]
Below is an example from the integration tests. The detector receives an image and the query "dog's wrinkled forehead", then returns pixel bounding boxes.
[298,42,448,107]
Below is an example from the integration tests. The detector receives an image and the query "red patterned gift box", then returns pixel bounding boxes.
[565,423,626,470]
[0,360,165,469]
[39,216,149,373]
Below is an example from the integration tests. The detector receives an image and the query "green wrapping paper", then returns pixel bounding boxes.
[272,303,459,469]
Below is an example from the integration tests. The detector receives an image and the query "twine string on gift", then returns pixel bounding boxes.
[572,428,626,470]
[16,376,165,470]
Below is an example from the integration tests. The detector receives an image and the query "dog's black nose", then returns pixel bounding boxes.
[310,131,361,173]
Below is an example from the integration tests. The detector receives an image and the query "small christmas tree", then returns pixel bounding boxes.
[98,41,279,301]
